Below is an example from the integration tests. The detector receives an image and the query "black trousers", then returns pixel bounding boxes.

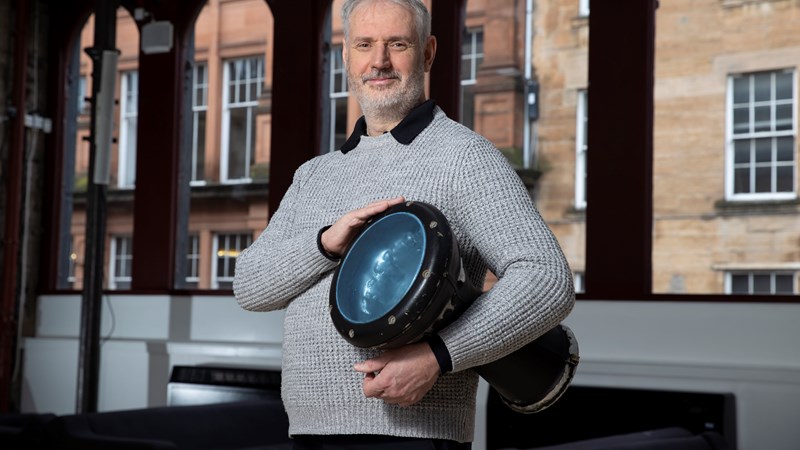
[292,435,472,450]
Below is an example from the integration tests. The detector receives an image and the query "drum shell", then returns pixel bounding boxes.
[329,201,580,414]
[476,324,579,414]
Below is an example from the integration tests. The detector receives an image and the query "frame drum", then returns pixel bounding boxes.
[329,201,579,413]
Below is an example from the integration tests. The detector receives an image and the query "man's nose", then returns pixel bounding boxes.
[370,44,391,69]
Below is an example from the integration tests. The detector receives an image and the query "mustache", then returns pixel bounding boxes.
[361,70,401,83]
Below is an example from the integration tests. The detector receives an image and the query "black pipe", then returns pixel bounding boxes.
[76,0,119,414]
[0,0,31,414]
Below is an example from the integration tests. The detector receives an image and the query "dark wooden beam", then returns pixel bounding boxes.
[265,0,331,217]
[130,0,206,291]
[584,0,657,299]
[430,0,466,119]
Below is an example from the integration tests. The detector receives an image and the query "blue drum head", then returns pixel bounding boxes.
[335,212,426,324]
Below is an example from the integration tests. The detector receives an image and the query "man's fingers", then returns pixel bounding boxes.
[362,372,387,398]
[322,197,405,256]
[353,358,386,374]
[354,197,405,220]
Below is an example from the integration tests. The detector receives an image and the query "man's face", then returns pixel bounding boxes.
[344,0,436,120]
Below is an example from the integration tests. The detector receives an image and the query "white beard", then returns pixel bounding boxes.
[348,64,426,124]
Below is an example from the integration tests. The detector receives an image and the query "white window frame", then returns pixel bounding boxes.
[725,69,796,201]
[78,76,88,115]
[329,45,349,152]
[221,56,264,183]
[211,233,252,289]
[461,28,484,129]
[67,237,77,285]
[461,28,483,86]
[725,271,796,295]
[573,272,585,294]
[186,234,200,287]
[118,71,138,188]
[579,0,590,17]
[191,62,209,185]
[109,236,133,290]
[575,90,588,209]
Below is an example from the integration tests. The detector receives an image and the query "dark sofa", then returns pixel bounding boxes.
[501,427,730,450]
[41,398,291,450]
[0,412,57,450]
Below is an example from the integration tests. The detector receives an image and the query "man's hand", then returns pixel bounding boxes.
[321,197,405,257]
[354,341,440,407]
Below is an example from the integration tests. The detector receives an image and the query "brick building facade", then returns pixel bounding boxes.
[67,0,799,295]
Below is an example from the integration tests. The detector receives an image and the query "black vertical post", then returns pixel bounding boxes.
[77,0,119,414]
[0,0,30,413]
[266,0,329,213]
[430,0,465,119]
[584,0,656,299]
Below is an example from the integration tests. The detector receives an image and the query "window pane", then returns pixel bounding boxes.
[733,140,750,164]
[177,2,271,289]
[754,166,771,192]
[775,72,792,100]
[753,105,771,132]
[775,104,792,130]
[754,138,771,163]
[194,111,207,181]
[752,274,771,293]
[753,72,771,102]
[531,1,587,294]
[732,77,749,104]
[653,1,797,295]
[776,136,793,161]
[214,233,252,290]
[732,107,750,134]
[60,8,139,290]
[227,107,248,179]
[775,274,794,294]
[733,167,750,194]
[776,166,793,192]
[731,274,749,294]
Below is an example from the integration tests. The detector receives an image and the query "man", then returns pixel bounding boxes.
[233,0,575,448]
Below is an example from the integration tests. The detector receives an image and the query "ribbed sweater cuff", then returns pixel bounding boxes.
[316,225,341,261]
[426,334,453,374]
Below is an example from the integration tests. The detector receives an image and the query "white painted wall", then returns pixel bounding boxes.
[21,295,800,450]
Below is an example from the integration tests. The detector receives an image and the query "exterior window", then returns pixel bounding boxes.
[329,45,349,152]
[727,70,796,200]
[109,236,133,290]
[575,90,588,209]
[67,237,77,286]
[185,234,200,289]
[222,56,264,182]
[579,0,590,17]
[460,28,483,130]
[119,71,138,188]
[574,272,585,293]
[191,63,208,184]
[727,272,796,294]
[77,76,88,115]
[212,233,252,289]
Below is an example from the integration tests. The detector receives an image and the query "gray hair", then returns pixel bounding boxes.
[341,0,431,45]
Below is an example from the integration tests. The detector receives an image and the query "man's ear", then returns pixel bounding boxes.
[342,42,348,63]
[424,35,437,72]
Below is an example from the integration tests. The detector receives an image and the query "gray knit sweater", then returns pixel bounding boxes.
[233,107,574,443]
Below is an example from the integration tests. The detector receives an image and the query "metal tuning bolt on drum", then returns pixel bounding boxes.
[329,201,579,413]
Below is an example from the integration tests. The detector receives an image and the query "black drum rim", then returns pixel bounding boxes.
[329,201,458,349]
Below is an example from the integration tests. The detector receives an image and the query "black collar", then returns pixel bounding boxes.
[340,99,436,153]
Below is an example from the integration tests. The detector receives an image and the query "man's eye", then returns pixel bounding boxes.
[355,42,371,50]
[389,42,409,50]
